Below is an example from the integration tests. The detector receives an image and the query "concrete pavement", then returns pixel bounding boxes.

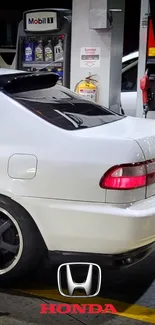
[1,249,155,324]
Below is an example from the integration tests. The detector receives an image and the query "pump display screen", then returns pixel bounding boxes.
[19,35,64,84]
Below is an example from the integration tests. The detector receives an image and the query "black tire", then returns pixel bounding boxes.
[0,195,46,283]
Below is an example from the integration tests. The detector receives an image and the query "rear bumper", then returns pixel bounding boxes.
[14,195,155,255]
[48,242,155,269]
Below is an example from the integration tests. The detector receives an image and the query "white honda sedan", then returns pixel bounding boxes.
[0,68,155,281]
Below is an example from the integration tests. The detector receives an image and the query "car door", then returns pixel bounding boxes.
[121,60,138,116]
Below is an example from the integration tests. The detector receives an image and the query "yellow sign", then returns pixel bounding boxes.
[148,47,155,56]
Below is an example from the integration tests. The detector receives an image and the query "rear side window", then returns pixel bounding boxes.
[121,64,137,92]
[10,85,125,130]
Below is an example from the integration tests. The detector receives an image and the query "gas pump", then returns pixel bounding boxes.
[140,15,155,117]
[138,0,155,118]
[15,8,71,87]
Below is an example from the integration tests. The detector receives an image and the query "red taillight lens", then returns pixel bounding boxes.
[100,160,155,190]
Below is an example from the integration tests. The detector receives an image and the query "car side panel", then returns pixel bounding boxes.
[121,91,137,116]
[121,59,138,116]
[0,92,145,204]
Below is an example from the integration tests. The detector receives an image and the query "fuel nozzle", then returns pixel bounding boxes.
[143,103,149,118]
[140,69,151,118]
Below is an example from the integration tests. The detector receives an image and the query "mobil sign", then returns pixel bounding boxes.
[28,17,54,25]
[25,11,58,31]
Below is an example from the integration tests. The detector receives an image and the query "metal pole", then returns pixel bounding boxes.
[136,0,150,117]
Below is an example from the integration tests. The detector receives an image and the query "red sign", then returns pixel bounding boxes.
[148,18,155,56]
[40,303,118,315]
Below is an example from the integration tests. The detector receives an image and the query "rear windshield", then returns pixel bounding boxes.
[10,85,125,130]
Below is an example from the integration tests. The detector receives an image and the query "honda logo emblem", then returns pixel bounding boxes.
[57,262,102,298]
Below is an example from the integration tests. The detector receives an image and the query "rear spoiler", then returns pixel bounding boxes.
[0,72,59,93]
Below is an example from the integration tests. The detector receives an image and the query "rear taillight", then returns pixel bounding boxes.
[100,159,155,190]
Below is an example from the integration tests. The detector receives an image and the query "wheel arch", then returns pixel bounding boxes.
[0,193,47,250]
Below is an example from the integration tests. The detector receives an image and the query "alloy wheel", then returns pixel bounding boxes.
[0,208,23,275]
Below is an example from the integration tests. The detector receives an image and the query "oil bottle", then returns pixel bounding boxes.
[54,38,63,61]
[35,40,43,61]
[44,40,53,62]
[24,41,33,62]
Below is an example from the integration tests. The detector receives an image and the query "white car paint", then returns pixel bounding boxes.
[122,51,139,64]
[0,68,155,279]
[121,51,139,116]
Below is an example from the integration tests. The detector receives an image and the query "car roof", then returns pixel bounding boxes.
[122,51,139,63]
[0,68,25,75]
